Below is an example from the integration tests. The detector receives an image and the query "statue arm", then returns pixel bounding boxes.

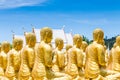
[98,46,106,67]
[44,48,53,67]
[52,51,57,64]
[27,50,35,68]
[77,50,84,68]
[3,55,7,70]
[65,53,67,66]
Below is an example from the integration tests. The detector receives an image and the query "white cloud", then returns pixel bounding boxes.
[0,0,47,9]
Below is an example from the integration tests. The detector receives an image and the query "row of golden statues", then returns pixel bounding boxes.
[0,27,120,80]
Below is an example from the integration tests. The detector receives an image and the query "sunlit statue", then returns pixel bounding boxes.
[81,41,88,68]
[67,34,84,80]
[19,33,36,80]
[85,28,106,80]
[32,27,71,80]
[0,41,10,79]
[81,41,88,52]
[64,44,72,73]
[52,38,65,72]
[106,36,120,79]
[107,43,116,70]
[5,38,23,80]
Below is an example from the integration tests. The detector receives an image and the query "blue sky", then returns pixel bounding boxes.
[0,0,120,43]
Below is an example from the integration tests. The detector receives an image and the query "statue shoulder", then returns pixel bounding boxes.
[114,46,120,53]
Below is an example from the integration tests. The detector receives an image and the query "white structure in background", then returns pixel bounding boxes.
[32,28,73,48]
[13,28,73,48]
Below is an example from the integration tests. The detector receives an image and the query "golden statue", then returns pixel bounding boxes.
[32,27,71,80]
[112,36,120,72]
[0,41,10,79]
[105,36,120,79]
[52,38,67,73]
[81,41,88,52]
[84,28,106,80]
[64,44,72,73]
[81,41,88,68]
[32,27,53,80]
[5,38,23,80]
[52,38,65,72]
[107,43,116,70]
[67,34,84,80]
[19,33,36,80]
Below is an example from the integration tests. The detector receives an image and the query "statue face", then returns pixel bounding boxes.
[81,44,86,50]
[29,37,36,47]
[75,38,82,48]
[17,43,23,50]
[4,44,10,53]
[45,33,52,43]
[58,41,64,50]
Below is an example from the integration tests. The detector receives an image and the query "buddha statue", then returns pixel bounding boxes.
[32,27,71,80]
[0,41,10,79]
[67,34,84,80]
[81,41,88,68]
[81,41,88,52]
[5,38,23,80]
[106,36,120,79]
[64,44,72,73]
[107,43,116,70]
[109,40,120,72]
[52,38,65,72]
[84,28,106,80]
[19,33,36,80]
[32,27,53,80]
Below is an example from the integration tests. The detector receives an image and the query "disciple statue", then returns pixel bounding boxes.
[19,33,36,80]
[107,43,116,70]
[64,44,72,73]
[0,41,10,79]
[32,27,53,80]
[85,28,106,80]
[105,36,120,79]
[52,38,65,72]
[5,38,23,80]
[81,41,88,52]
[32,27,71,80]
[67,34,84,80]
[81,41,88,68]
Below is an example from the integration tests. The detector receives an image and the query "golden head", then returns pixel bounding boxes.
[116,36,120,46]
[13,38,23,51]
[55,38,64,50]
[93,28,104,43]
[73,34,82,48]
[81,41,88,52]
[40,27,53,43]
[25,32,36,47]
[66,44,72,51]
[1,41,10,53]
